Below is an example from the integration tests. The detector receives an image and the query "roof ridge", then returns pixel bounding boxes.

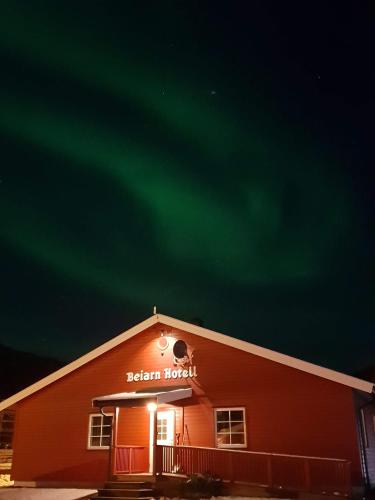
[0,313,373,411]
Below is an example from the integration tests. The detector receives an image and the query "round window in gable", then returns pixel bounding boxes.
[173,340,188,359]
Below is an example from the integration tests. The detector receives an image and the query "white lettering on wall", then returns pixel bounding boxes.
[126,366,197,382]
[126,370,161,382]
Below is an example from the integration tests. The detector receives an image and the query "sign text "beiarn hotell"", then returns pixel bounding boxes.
[126,366,197,382]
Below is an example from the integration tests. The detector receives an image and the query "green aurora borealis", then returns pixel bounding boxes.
[0,2,374,371]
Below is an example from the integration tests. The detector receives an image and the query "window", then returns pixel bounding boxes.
[88,414,113,449]
[0,411,15,449]
[157,411,174,445]
[214,408,246,448]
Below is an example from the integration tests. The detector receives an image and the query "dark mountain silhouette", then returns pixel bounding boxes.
[0,344,63,400]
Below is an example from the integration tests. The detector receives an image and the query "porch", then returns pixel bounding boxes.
[92,389,352,496]
[112,444,351,496]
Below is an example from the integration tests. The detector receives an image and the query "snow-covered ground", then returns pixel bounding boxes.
[0,492,293,500]
[0,493,291,500]
[0,474,13,487]
[0,488,97,499]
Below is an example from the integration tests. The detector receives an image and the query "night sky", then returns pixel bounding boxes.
[1,1,374,373]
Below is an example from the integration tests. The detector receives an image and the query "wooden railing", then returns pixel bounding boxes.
[156,445,351,496]
[114,445,149,474]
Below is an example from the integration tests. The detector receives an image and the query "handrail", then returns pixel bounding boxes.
[160,444,349,462]
[156,444,351,495]
[115,445,145,448]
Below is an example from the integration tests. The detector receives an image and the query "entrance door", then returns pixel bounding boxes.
[157,410,174,446]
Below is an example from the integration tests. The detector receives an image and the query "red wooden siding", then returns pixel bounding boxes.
[174,407,182,445]
[182,402,214,447]
[114,445,148,474]
[11,323,363,486]
[117,407,148,447]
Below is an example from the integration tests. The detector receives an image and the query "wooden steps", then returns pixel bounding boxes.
[90,480,157,500]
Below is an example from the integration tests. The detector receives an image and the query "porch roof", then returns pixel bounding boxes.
[92,386,192,408]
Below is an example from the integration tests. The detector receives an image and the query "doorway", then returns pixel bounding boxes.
[157,410,174,446]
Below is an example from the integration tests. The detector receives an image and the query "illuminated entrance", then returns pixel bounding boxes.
[157,410,174,446]
[92,386,192,475]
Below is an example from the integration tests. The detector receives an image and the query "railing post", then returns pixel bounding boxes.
[110,407,119,477]
[304,459,311,492]
[345,461,351,496]
[229,452,234,482]
[267,455,273,487]
[153,410,158,475]
[155,445,160,475]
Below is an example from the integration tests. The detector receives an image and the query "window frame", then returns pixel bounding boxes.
[87,413,113,450]
[214,407,247,449]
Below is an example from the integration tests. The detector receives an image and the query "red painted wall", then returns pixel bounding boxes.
[117,407,148,447]
[11,322,362,486]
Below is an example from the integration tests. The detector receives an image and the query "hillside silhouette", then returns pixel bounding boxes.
[0,344,63,400]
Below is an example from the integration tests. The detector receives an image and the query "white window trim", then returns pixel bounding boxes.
[214,407,247,449]
[87,413,113,450]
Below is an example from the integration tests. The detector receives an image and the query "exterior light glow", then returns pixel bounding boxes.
[157,335,169,351]
[147,402,157,412]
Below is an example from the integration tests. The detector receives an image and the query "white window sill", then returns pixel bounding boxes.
[87,446,110,450]
[216,444,247,449]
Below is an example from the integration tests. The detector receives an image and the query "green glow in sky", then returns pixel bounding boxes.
[0,91,353,291]
[0,1,371,369]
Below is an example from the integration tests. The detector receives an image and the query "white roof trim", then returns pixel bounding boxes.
[156,314,374,394]
[0,313,373,412]
[0,315,157,412]
[92,387,192,406]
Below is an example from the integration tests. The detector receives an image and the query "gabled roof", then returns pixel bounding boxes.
[0,313,373,411]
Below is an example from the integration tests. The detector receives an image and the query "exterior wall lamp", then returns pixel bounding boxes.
[147,402,157,412]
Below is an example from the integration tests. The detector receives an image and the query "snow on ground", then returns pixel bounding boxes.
[0,474,13,487]
[0,488,97,499]
[0,492,292,500]
[164,497,289,500]
[0,493,291,500]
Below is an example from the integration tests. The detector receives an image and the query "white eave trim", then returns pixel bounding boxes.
[157,314,374,394]
[0,312,373,412]
[0,315,158,412]
[92,387,192,407]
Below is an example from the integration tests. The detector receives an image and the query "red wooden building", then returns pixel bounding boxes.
[1,313,374,495]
